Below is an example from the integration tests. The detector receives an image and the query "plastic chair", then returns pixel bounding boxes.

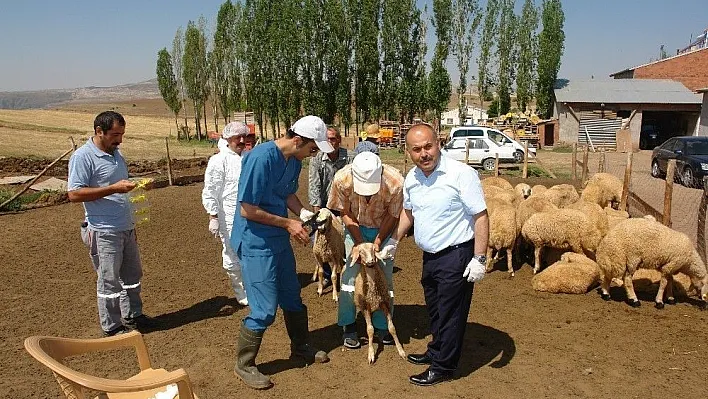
[24,330,199,399]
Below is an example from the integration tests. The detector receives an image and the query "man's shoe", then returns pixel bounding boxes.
[407,353,432,366]
[123,314,159,331]
[102,325,129,337]
[343,332,361,349]
[375,329,394,345]
[409,368,453,387]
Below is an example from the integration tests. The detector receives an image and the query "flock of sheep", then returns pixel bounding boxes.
[483,174,708,310]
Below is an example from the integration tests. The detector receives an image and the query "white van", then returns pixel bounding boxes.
[449,126,536,163]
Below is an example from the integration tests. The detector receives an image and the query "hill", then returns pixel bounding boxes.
[0,79,161,110]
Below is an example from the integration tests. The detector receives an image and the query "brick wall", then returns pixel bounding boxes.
[633,48,708,91]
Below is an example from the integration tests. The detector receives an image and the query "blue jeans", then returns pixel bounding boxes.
[337,226,394,331]
[239,246,305,331]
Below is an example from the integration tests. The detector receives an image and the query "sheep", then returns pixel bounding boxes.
[311,208,346,301]
[596,217,708,309]
[352,243,406,364]
[580,173,624,209]
[481,176,513,191]
[531,184,547,196]
[540,184,580,208]
[485,197,518,276]
[532,252,600,294]
[615,269,694,299]
[483,185,518,205]
[521,208,602,274]
[604,207,629,230]
[516,195,557,232]
[566,200,609,238]
[515,183,532,200]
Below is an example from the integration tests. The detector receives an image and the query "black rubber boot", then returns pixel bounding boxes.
[283,307,329,364]
[234,324,273,390]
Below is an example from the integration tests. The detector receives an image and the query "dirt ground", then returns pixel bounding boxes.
[2,170,708,399]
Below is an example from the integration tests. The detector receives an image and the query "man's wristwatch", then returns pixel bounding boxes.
[473,254,487,264]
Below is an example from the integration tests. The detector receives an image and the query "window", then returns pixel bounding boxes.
[487,130,507,145]
[671,140,684,152]
[454,129,484,138]
[450,139,467,149]
[469,138,488,150]
[446,118,453,125]
[660,139,676,150]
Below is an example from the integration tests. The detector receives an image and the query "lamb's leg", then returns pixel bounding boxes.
[533,245,542,274]
[599,270,612,301]
[317,263,324,297]
[506,247,514,277]
[382,306,405,359]
[485,246,494,273]
[656,267,677,308]
[331,260,340,302]
[312,262,319,282]
[363,309,376,364]
[622,271,641,307]
[665,273,676,305]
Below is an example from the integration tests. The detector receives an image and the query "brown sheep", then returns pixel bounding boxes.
[312,208,345,301]
[353,243,406,364]
[481,176,513,191]
[486,197,517,276]
[581,173,623,209]
[541,184,580,208]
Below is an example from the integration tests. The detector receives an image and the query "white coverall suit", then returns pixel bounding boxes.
[202,145,247,304]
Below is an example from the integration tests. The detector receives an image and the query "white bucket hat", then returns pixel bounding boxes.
[351,152,382,196]
[222,121,250,139]
[290,115,334,153]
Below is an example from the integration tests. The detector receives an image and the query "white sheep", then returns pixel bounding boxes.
[566,199,609,238]
[483,185,518,205]
[481,176,513,191]
[485,197,517,276]
[532,252,600,294]
[581,173,624,209]
[596,217,708,309]
[530,184,547,197]
[516,195,558,232]
[312,208,346,301]
[604,207,629,230]
[521,208,602,274]
[541,184,580,208]
[514,183,532,200]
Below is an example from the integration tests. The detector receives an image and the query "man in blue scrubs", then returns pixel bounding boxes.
[231,115,333,389]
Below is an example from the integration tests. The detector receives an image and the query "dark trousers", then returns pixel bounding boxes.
[421,239,475,374]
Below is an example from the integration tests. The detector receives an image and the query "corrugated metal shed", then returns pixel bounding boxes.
[554,79,701,104]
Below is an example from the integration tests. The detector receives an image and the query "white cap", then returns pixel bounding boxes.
[223,121,250,139]
[351,152,382,196]
[290,115,334,153]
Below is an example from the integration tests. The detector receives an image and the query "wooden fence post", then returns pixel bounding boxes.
[698,176,708,264]
[581,145,589,183]
[619,150,633,212]
[522,140,529,178]
[464,139,470,165]
[494,153,499,177]
[165,137,173,186]
[572,143,577,180]
[598,147,606,173]
[663,159,676,227]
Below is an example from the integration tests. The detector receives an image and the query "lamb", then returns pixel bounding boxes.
[515,183,532,200]
[580,173,623,209]
[311,208,346,301]
[352,243,406,364]
[604,207,629,230]
[540,184,580,208]
[515,195,557,232]
[483,185,518,205]
[485,197,518,276]
[521,208,602,274]
[531,184,547,196]
[532,252,600,294]
[481,176,513,191]
[596,217,708,309]
[566,199,609,238]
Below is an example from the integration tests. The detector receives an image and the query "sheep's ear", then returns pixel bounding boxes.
[350,246,361,266]
[375,251,385,261]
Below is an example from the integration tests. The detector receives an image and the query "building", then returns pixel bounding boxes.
[678,27,708,54]
[610,47,708,92]
[698,88,708,137]
[441,106,488,127]
[554,79,702,150]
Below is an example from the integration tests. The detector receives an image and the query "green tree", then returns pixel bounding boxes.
[516,0,538,112]
[451,0,481,124]
[477,0,498,109]
[156,48,182,134]
[212,0,237,126]
[429,0,453,130]
[398,2,426,123]
[183,20,209,140]
[172,27,188,138]
[535,0,565,118]
[496,0,516,115]
[353,0,381,126]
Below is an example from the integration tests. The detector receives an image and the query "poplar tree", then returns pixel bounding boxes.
[156,48,182,134]
[451,0,481,124]
[428,0,453,130]
[516,0,538,112]
[496,0,516,115]
[536,0,565,118]
[477,0,498,109]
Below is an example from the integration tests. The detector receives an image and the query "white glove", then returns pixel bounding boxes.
[208,217,220,237]
[299,208,315,222]
[463,257,486,283]
[378,238,399,260]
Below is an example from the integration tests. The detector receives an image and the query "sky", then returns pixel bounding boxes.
[0,0,706,92]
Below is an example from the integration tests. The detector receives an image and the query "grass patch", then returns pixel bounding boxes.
[0,187,46,211]
[542,144,574,153]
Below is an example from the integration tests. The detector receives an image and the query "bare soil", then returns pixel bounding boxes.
[2,169,707,399]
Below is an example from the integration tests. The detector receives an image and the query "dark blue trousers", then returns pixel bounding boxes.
[421,239,475,374]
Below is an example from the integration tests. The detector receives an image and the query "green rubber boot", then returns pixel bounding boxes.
[234,324,273,390]
[283,307,330,364]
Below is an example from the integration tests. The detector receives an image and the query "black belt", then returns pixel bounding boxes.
[424,238,474,258]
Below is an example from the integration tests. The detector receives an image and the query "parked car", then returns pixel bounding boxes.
[650,136,708,187]
[441,137,516,171]
[639,124,663,150]
[449,126,536,163]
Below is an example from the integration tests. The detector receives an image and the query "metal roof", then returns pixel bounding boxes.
[554,79,702,104]
[697,87,708,94]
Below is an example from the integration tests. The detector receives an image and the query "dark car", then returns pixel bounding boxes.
[651,136,708,188]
